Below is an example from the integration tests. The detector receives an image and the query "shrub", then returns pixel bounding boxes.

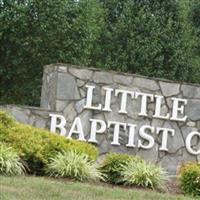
[0,112,15,127]
[100,153,142,184]
[179,162,200,196]
[121,160,167,189]
[0,111,99,174]
[46,150,103,181]
[0,143,25,176]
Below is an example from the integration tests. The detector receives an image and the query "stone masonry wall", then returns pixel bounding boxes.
[2,63,200,175]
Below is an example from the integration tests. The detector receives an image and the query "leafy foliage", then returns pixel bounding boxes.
[46,150,103,181]
[0,0,104,105]
[100,153,142,184]
[0,111,15,127]
[0,111,99,174]
[0,0,200,106]
[179,162,200,197]
[190,0,200,54]
[0,143,25,176]
[93,0,196,81]
[121,160,167,189]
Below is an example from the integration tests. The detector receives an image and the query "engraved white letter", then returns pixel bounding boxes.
[49,114,66,136]
[84,85,102,110]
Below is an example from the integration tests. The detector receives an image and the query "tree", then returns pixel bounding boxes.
[91,0,196,81]
[0,0,104,105]
[0,0,199,106]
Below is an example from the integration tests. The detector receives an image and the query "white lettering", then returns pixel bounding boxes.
[88,119,106,143]
[156,127,175,151]
[186,131,200,155]
[49,114,66,136]
[68,117,86,141]
[102,87,114,112]
[170,98,188,122]
[126,124,137,147]
[115,89,135,114]
[84,85,102,110]
[108,121,127,145]
[138,125,155,149]
[135,92,154,117]
[153,95,170,119]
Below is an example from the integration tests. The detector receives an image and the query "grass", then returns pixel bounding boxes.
[0,176,196,200]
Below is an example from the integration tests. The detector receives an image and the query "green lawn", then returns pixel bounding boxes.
[0,176,196,200]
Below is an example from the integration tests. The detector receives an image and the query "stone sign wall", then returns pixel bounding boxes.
[2,63,200,175]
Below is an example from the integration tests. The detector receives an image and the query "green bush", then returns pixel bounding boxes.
[0,0,104,106]
[121,160,167,189]
[0,112,98,174]
[179,162,200,197]
[0,112,15,127]
[0,143,25,176]
[46,150,103,181]
[100,153,142,184]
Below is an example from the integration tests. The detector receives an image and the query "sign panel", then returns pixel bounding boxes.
[4,64,200,174]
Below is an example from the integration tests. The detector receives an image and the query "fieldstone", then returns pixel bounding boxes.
[58,66,68,73]
[185,99,200,121]
[93,113,105,121]
[158,154,182,175]
[46,75,50,84]
[181,126,198,141]
[126,96,141,119]
[90,114,106,144]
[166,97,173,109]
[31,109,50,119]
[182,149,197,162]
[93,71,113,84]
[44,64,57,73]
[137,144,158,163]
[57,73,80,100]
[113,74,133,85]
[132,77,159,91]
[101,84,118,105]
[41,72,57,109]
[11,107,30,124]
[35,118,47,129]
[75,99,86,113]
[110,144,128,154]
[159,81,180,97]
[79,88,86,98]
[151,118,164,128]
[186,121,196,127]
[69,68,93,80]
[104,104,125,122]
[99,139,110,154]
[197,154,200,162]
[77,79,85,87]
[78,110,93,138]
[181,84,200,99]
[148,103,155,112]
[94,133,105,146]
[63,103,77,122]
[161,121,185,153]
[197,121,200,130]
[91,84,101,104]
[29,115,36,125]
[56,100,69,112]
[153,105,169,119]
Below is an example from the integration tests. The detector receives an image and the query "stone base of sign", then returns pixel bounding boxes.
[1,63,200,175]
[2,104,198,175]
